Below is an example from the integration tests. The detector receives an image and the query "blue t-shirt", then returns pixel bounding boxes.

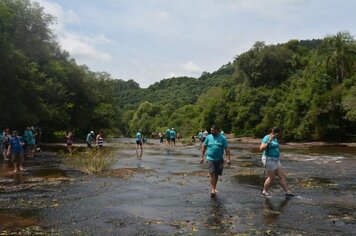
[136,132,142,141]
[261,135,280,158]
[9,136,24,153]
[203,133,228,161]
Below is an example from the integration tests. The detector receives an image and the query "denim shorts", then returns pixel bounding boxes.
[262,155,281,171]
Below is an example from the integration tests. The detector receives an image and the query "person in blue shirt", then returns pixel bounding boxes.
[200,125,231,197]
[135,130,143,157]
[7,131,25,173]
[260,127,294,198]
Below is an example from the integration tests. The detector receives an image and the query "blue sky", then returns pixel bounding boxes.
[36,0,355,88]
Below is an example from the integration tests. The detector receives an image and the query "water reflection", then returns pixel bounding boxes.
[205,197,231,233]
[262,198,290,225]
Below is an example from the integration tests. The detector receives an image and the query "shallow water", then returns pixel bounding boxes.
[0,139,355,235]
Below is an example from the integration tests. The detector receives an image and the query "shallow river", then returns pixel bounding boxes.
[0,139,355,235]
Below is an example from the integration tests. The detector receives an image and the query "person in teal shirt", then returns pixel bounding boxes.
[24,127,35,157]
[260,127,294,198]
[170,128,176,146]
[200,124,231,197]
[135,130,143,157]
[165,128,171,146]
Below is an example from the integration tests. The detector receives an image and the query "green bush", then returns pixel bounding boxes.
[61,148,115,175]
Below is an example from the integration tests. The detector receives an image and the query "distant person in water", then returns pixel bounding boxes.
[96,131,104,148]
[200,125,231,197]
[2,128,11,160]
[165,128,171,146]
[198,129,203,146]
[159,132,164,144]
[86,131,95,148]
[170,128,176,147]
[66,130,74,155]
[7,131,25,173]
[260,127,294,198]
[136,130,143,157]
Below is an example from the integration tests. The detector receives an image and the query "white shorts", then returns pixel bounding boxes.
[262,155,281,171]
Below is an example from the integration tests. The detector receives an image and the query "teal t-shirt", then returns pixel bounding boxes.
[170,130,176,139]
[24,130,35,145]
[203,133,228,161]
[261,135,280,158]
[165,129,170,138]
[136,132,142,141]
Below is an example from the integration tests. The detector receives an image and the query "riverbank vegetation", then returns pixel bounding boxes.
[61,148,115,175]
[1,0,355,141]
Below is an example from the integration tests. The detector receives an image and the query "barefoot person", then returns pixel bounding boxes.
[7,131,25,173]
[66,130,74,155]
[260,127,294,198]
[200,124,231,197]
[135,130,143,157]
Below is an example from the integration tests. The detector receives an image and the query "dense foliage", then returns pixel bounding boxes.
[1,0,355,141]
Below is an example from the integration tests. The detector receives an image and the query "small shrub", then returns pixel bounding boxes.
[61,148,115,175]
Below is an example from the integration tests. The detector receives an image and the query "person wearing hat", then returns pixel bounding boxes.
[86,131,95,148]
[260,127,295,198]
[7,131,25,173]
[135,130,143,157]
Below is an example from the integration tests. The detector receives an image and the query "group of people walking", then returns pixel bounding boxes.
[136,124,294,198]
[65,130,104,155]
[1,126,39,173]
[199,125,294,198]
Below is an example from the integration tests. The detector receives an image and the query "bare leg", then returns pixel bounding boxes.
[209,173,219,196]
[263,171,276,193]
[276,167,290,193]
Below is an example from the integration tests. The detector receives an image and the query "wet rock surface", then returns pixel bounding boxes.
[0,140,355,235]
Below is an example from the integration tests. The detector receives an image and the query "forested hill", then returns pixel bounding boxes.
[116,63,233,109]
[1,0,355,141]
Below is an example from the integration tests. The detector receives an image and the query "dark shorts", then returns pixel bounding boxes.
[67,143,72,146]
[11,152,24,164]
[136,140,142,145]
[208,159,224,176]
[170,138,175,142]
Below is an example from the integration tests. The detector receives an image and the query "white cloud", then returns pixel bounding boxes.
[37,0,112,62]
[66,9,81,24]
[155,10,171,23]
[60,33,111,61]
[182,61,202,73]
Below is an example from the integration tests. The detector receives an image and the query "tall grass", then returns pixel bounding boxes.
[61,148,116,175]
